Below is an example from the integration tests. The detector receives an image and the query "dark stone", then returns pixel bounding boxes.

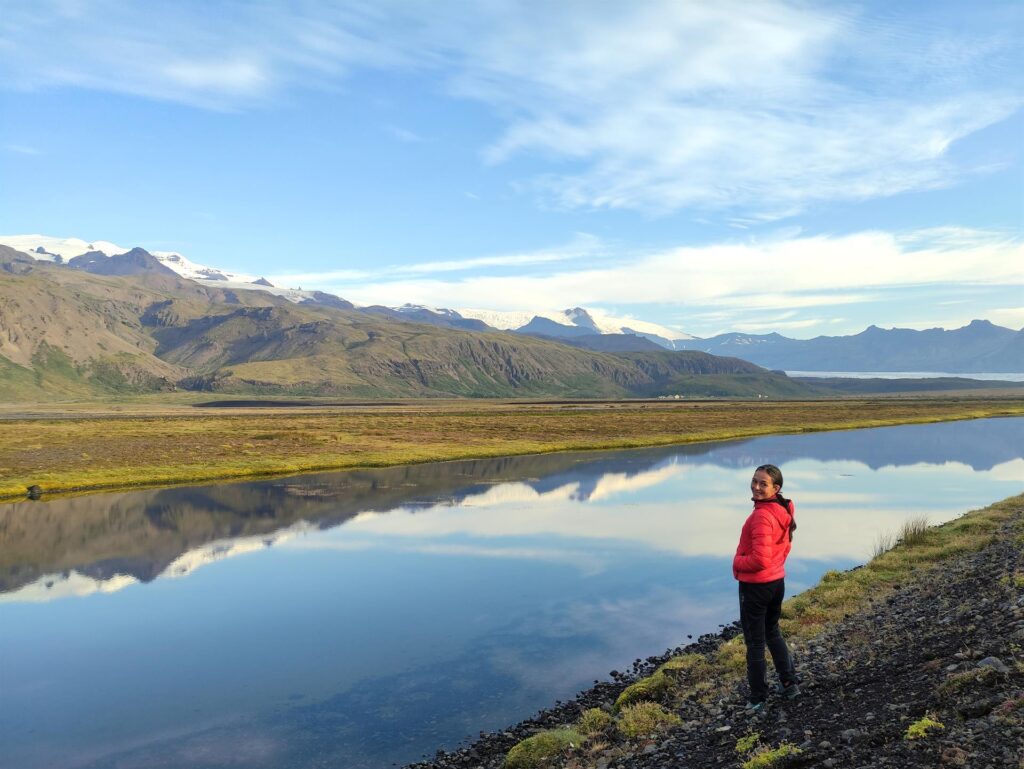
[976,657,1009,674]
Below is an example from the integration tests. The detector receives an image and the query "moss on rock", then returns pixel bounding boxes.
[616,702,682,737]
[503,729,581,769]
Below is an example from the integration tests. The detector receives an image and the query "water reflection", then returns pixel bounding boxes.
[0,418,1021,769]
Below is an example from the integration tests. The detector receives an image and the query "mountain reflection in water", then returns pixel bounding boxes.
[2,417,1021,601]
[0,417,1021,769]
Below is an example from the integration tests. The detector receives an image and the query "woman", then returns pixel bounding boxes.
[733,464,800,711]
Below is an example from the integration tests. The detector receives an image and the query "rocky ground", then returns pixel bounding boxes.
[407,510,1023,769]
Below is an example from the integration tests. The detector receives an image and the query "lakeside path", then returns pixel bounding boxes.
[408,493,1024,769]
[1,396,1023,499]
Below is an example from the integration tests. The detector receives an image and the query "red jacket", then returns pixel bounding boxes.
[733,498,794,583]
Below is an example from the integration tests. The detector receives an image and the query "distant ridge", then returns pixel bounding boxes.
[673,320,1023,373]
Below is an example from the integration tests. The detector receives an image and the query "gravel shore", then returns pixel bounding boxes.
[407,503,1024,769]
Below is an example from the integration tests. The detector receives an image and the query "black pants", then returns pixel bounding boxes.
[738,578,797,703]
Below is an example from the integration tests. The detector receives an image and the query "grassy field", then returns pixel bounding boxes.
[1,395,1022,500]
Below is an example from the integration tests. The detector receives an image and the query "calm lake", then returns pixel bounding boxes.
[1,417,1022,769]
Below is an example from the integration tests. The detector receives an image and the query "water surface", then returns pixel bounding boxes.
[786,370,1024,380]
[1,417,1021,769]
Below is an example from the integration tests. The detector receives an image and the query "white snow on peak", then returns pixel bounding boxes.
[0,236,696,339]
[587,310,697,341]
[0,233,330,302]
[457,306,695,341]
[148,248,258,284]
[395,304,462,319]
[0,234,129,261]
[457,308,578,330]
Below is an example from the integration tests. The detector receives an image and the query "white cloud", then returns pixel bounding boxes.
[268,232,602,284]
[384,124,425,143]
[1,1,1019,214]
[320,228,1024,318]
[161,57,268,96]
[988,307,1024,330]
[4,144,41,155]
[731,318,824,333]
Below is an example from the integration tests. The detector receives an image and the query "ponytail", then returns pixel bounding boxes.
[756,463,796,541]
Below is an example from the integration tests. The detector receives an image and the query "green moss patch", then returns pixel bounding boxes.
[735,731,761,754]
[616,702,682,737]
[503,729,581,769]
[936,667,1000,698]
[614,653,714,710]
[740,743,801,769]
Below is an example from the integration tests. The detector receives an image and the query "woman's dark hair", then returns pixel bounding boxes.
[756,463,797,540]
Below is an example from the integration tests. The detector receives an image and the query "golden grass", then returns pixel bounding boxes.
[0,396,1020,499]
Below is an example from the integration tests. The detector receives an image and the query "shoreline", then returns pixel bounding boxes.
[405,493,1024,769]
[1,397,1022,501]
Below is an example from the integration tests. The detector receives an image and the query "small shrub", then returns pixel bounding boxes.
[998,572,1024,589]
[905,716,944,740]
[614,671,672,710]
[741,742,802,769]
[661,653,713,678]
[617,702,682,737]
[613,654,713,710]
[735,731,761,753]
[993,695,1024,722]
[716,639,747,675]
[577,708,612,736]
[503,729,581,769]
[939,746,968,766]
[936,667,999,698]
[819,569,844,584]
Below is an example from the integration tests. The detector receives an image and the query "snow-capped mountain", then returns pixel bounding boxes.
[458,306,697,349]
[0,235,697,347]
[0,234,347,306]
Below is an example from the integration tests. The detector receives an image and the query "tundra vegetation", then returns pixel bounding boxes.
[0,396,1020,499]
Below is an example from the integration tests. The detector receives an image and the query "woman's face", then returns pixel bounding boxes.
[750,469,779,501]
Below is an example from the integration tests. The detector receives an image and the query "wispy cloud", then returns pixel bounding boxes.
[4,144,41,155]
[731,318,826,333]
[1,1,1019,215]
[384,124,425,143]
[320,228,1023,317]
[269,232,603,284]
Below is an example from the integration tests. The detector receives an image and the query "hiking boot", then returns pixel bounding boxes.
[744,700,768,714]
[777,682,800,700]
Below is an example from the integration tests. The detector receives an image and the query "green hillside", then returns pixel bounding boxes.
[0,246,820,400]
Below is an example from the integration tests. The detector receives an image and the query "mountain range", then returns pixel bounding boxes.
[1,235,1021,397]
[0,242,810,400]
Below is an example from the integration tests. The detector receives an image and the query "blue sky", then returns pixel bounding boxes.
[0,0,1021,338]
